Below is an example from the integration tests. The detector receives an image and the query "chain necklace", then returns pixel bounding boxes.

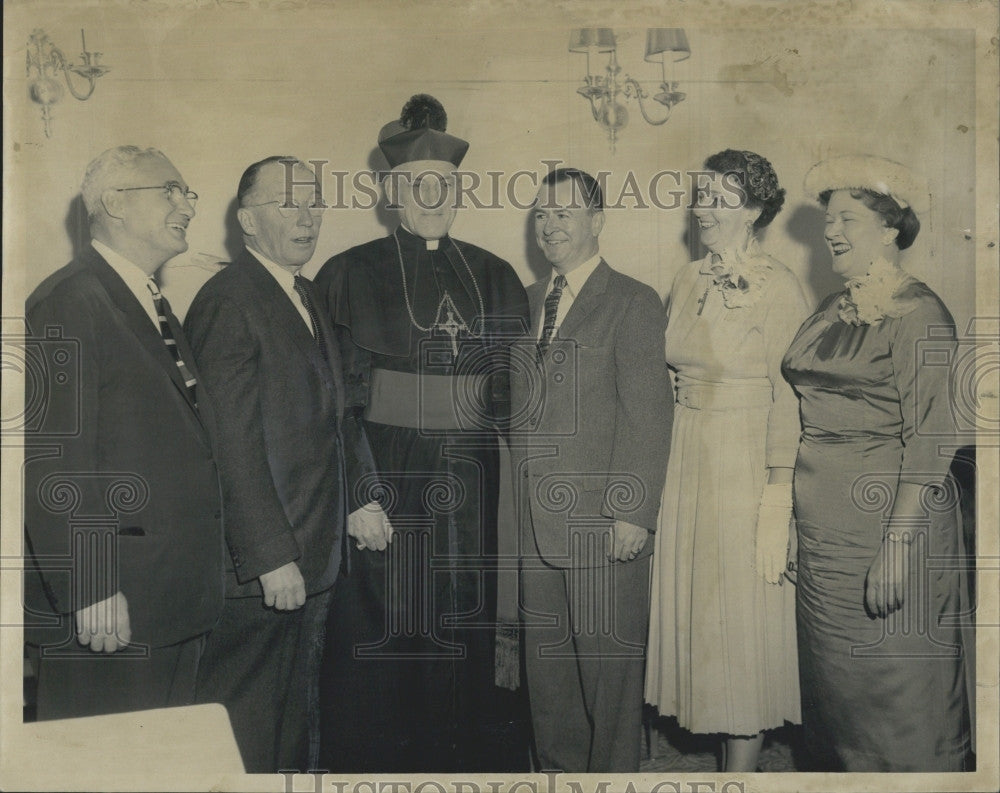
[393,229,485,356]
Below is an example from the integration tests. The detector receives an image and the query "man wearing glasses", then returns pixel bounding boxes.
[23,146,225,720]
[183,156,387,773]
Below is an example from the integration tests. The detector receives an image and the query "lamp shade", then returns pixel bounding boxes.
[644,28,690,62]
[569,28,616,53]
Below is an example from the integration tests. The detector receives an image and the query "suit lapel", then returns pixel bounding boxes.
[550,259,610,345]
[239,252,339,402]
[84,248,202,416]
[300,275,345,419]
[526,280,547,340]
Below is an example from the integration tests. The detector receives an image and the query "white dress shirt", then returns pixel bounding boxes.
[246,247,314,336]
[537,253,603,339]
[91,239,160,329]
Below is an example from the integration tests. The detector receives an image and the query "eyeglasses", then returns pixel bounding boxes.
[408,173,456,192]
[115,181,198,205]
[242,200,324,218]
[406,173,455,200]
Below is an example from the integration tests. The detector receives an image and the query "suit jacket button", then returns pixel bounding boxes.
[214,510,222,520]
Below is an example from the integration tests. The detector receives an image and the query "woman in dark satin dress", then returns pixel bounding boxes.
[781,155,972,771]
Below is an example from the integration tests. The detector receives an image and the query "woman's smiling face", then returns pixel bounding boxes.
[823,189,897,279]
[693,172,760,256]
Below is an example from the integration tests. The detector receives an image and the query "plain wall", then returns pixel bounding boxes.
[4,5,977,333]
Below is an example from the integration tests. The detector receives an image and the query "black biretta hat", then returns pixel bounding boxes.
[378,94,469,169]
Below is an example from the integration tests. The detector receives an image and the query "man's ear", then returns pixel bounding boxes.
[236,207,255,236]
[882,225,899,246]
[590,209,606,238]
[100,190,126,220]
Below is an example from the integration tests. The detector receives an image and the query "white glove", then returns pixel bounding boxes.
[754,483,793,585]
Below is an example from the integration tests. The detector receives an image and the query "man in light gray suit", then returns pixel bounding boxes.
[511,167,673,772]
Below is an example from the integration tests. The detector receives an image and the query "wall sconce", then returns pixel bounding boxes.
[570,27,690,151]
[26,28,111,138]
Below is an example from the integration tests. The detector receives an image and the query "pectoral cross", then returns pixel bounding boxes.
[433,293,469,359]
[440,307,463,358]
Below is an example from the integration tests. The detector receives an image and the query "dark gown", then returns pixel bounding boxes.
[781,277,973,771]
[313,226,529,772]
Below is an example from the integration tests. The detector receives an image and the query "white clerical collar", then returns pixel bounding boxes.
[399,224,441,250]
[247,246,300,290]
[550,253,602,299]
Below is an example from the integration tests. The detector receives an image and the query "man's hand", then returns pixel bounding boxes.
[348,501,394,551]
[609,520,649,562]
[259,561,306,610]
[75,591,131,653]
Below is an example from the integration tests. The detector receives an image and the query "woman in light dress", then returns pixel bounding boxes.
[646,149,808,771]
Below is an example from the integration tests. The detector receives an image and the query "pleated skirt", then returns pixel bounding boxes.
[645,400,801,735]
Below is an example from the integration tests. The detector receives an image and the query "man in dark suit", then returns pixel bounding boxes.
[511,168,673,772]
[184,156,387,773]
[23,146,225,720]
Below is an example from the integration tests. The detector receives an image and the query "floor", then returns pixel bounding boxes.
[25,668,804,773]
[641,712,800,772]
[490,689,803,773]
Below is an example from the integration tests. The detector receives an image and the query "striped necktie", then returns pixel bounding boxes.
[146,280,198,406]
[537,274,567,360]
[293,275,328,362]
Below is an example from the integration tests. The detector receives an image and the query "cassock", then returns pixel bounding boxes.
[314,226,529,772]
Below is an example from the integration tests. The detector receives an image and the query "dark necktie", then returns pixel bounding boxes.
[293,274,328,362]
[146,280,198,406]
[537,274,567,360]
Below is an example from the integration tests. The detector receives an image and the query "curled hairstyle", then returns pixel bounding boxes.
[81,145,167,223]
[818,188,920,250]
[704,149,785,230]
[540,167,604,212]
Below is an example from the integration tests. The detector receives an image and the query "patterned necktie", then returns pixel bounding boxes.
[146,280,198,406]
[537,274,567,360]
[293,275,328,362]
